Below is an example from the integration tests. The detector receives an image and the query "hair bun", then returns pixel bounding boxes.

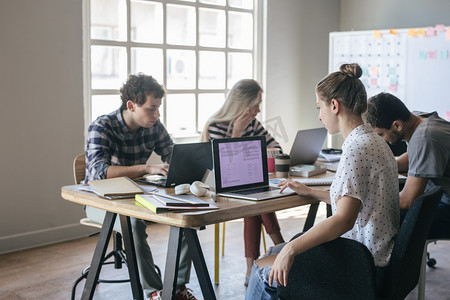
[339,63,362,79]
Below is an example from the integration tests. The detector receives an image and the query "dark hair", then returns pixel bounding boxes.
[119,73,165,110]
[315,63,367,115]
[365,93,411,129]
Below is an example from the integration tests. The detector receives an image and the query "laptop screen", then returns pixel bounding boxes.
[212,136,268,193]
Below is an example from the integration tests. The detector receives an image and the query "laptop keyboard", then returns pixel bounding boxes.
[233,186,279,195]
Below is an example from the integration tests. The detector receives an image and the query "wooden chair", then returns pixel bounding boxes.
[71,153,131,300]
[277,186,443,300]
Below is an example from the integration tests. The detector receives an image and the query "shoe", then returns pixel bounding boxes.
[175,285,197,300]
[244,275,250,286]
[149,290,162,300]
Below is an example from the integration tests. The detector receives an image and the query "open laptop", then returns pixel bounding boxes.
[212,136,295,201]
[143,142,213,188]
[289,127,328,166]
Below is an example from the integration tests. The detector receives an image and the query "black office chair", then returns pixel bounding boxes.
[277,186,443,300]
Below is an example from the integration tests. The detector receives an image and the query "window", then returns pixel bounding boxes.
[84,0,262,138]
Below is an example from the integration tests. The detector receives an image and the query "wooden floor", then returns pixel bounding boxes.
[1,203,449,300]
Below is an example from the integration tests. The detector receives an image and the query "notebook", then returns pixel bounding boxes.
[142,142,213,188]
[88,176,144,197]
[289,127,328,166]
[212,136,295,201]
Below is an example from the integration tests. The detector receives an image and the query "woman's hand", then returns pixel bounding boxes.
[279,179,312,196]
[268,243,296,287]
[232,109,256,137]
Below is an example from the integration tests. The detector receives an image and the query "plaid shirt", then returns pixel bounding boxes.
[83,109,173,183]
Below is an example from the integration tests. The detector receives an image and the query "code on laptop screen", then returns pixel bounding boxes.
[218,139,264,188]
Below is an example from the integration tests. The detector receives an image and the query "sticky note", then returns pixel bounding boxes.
[371,78,378,86]
[419,51,427,60]
[388,67,396,75]
[447,27,450,40]
[388,85,398,92]
[446,111,450,121]
[407,28,417,36]
[417,28,426,36]
[426,27,436,36]
[439,50,449,59]
[390,77,398,85]
[389,29,398,35]
[374,30,382,38]
[370,66,379,76]
[436,24,446,32]
[428,51,437,59]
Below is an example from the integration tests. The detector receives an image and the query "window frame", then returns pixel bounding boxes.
[82,0,265,140]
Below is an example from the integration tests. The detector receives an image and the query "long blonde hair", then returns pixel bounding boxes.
[201,79,263,141]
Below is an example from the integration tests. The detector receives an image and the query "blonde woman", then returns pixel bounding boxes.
[202,79,285,285]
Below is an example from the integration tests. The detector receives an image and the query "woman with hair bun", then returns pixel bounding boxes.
[245,64,400,299]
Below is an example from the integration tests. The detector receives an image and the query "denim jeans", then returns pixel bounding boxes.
[245,243,286,300]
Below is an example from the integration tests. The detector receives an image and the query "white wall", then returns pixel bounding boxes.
[0,0,94,254]
[265,0,340,152]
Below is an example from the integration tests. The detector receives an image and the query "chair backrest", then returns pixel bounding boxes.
[382,186,443,299]
[73,153,86,184]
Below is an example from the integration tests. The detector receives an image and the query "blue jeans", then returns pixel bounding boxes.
[245,243,286,300]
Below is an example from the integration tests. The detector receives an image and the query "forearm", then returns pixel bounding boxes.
[396,153,409,173]
[106,164,148,179]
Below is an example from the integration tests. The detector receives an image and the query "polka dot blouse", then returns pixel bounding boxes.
[330,123,400,267]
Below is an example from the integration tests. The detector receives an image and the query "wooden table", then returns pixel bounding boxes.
[61,178,331,300]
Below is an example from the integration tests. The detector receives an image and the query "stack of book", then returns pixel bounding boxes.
[135,193,218,214]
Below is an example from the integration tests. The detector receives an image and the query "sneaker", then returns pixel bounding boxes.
[175,285,197,300]
[244,275,250,286]
[149,290,162,300]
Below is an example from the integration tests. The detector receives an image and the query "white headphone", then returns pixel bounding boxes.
[190,181,211,197]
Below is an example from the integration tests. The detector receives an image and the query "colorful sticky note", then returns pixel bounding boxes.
[419,51,428,60]
[426,26,436,36]
[439,50,449,59]
[428,51,437,59]
[370,78,378,86]
[388,67,396,75]
[407,28,417,36]
[447,27,450,40]
[446,111,450,121]
[417,28,426,36]
[390,77,398,85]
[389,29,398,35]
[374,30,382,38]
[436,24,446,32]
[388,85,398,92]
[370,66,379,76]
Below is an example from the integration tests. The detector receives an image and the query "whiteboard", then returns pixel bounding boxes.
[329,27,450,121]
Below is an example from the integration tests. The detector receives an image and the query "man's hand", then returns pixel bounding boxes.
[146,163,170,176]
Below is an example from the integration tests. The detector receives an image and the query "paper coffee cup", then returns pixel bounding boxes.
[275,153,291,178]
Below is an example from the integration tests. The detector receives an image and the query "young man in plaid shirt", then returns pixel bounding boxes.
[84,73,196,300]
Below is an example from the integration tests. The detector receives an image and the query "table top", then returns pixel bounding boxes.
[61,173,334,228]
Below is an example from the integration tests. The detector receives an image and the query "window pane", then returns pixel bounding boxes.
[131,48,163,83]
[91,95,122,122]
[229,0,253,9]
[91,45,127,90]
[228,52,253,88]
[199,8,225,47]
[167,50,196,89]
[166,94,196,135]
[228,11,253,49]
[130,0,163,43]
[199,0,225,6]
[199,51,225,89]
[90,0,126,41]
[167,4,196,46]
[198,93,225,132]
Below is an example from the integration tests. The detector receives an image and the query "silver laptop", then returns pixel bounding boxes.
[289,128,328,166]
[212,136,295,201]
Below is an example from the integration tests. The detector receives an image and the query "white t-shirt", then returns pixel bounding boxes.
[330,124,400,267]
